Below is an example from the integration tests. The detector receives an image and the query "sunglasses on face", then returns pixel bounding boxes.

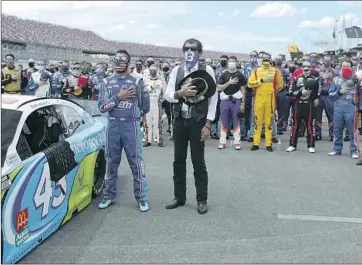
[73,67,80,70]
[183,47,198,52]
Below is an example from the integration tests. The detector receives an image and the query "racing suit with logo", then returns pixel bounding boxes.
[247,64,284,149]
[98,74,150,203]
[240,61,258,140]
[276,65,290,134]
[328,76,360,157]
[90,70,106,101]
[143,73,166,146]
[314,66,336,140]
[354,62,362,135]
[288,74,320,150]
[1,66,21,94]
[51,69,75,97]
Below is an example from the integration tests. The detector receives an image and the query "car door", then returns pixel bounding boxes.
[1,104,78,264]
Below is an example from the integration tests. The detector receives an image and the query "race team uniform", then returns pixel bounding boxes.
[143,74,166,145]
[315,66,336,139]
[98,74,150,204]
[1,66,21,94]
[247,65,283,149]
[288,73,320,150]
[329,76,360,157]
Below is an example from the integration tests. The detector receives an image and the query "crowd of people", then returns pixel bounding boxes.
[1,14,248,60]
[2,37,362,214]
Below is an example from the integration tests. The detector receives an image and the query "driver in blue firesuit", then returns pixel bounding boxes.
[97,49,151,212]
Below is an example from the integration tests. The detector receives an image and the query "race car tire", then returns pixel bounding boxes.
[92,149,106,197]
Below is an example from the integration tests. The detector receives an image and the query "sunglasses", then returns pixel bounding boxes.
[73,67,80,70]
[183,47,198,52]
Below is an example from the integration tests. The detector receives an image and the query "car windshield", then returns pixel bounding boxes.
[1,108,23,167]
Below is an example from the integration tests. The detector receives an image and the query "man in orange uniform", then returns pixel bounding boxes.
[247,53,284,151]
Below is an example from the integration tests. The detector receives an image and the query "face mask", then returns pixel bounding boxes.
[38,66,45,71]
[6,61,14,69]
[323,60,331,67]
[341,67,353,79]
[29,63,35,68]
[49,69,55,74]
[62,66,69,72]
[250,56,258,64]
[162,67,169,72]
[184,50,199,70]
[73,70,80,77]
[147,61,154,67]
[150,69,157,77]
[220,61,227,67]
[95,68,104,75]
[262,60,271,67]
[228,62,237,71]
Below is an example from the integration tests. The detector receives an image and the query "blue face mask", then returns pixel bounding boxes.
[184,49,199,70]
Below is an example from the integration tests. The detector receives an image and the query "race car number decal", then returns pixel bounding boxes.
[33,163,67,219]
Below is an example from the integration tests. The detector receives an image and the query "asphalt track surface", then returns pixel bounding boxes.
[19,117,362,264]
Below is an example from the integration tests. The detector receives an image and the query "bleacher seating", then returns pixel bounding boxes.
[1,14,248,60]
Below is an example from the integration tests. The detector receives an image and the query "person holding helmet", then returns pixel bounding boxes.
[286,62,320,153]
[247,52,284,152]
[97,49,150,212]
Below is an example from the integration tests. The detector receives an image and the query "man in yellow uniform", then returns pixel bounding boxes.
[247,53,283,151]
[1,54,21,94]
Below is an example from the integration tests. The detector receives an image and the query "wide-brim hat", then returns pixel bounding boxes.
[177,70,216,106]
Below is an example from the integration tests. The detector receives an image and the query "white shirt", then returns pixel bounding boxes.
[164,63,218,121]
[220,90,243,100]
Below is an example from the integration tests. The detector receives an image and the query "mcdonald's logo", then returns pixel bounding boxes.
[16,208,28,233]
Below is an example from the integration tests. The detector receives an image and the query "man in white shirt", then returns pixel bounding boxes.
[164,38,218,214]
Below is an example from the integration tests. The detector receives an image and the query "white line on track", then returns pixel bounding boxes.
[277,213,362,224]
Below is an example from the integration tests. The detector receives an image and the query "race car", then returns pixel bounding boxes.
[1,95,108,264]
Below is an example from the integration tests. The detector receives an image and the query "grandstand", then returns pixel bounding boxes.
[1,14,249,62]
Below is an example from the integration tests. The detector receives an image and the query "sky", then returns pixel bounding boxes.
[2,1,362,56]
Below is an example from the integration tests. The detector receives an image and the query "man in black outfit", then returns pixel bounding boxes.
[164,38,218,214]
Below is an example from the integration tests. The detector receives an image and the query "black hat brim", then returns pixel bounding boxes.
[177,70,216,106]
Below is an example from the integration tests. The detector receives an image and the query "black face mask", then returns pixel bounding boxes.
[162,67,169,72]
[220,61,227,67]
[147,61,154,67]
[28,63,35,68]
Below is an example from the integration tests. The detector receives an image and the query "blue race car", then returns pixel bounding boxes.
[1,95,108,264]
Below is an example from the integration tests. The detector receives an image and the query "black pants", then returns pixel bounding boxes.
[289,100,315,148]
[173,116,208,203]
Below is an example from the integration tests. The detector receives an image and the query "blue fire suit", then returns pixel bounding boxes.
[329,77,360,155]
[51,70,74,96]
[98,74,150,202]
[240,62,258,138]
[91,73,105,101]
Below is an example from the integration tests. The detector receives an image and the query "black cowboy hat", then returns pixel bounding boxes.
[177,70,216,106]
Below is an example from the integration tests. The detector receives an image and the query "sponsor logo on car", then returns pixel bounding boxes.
[16,208,28,233]
[1,176,11,193]
[15,227,30,247]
